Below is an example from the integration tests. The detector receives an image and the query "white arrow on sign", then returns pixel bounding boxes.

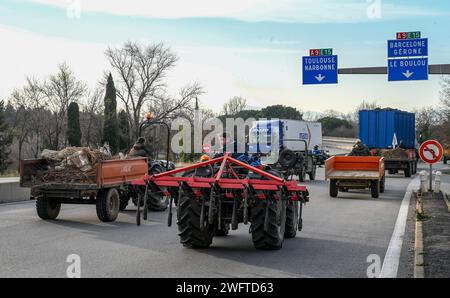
[315,74,326,82]
[402,70,414,78]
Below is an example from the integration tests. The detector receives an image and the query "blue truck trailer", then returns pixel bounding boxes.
[359,109,418,177]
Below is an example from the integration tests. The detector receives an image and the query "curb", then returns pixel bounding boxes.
[414,196,425,278]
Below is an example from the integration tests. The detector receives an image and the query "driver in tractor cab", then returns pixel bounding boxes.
[128,137,152,158]
[349,139,371,156]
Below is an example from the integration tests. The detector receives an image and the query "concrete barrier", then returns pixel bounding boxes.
[0,178,31,204]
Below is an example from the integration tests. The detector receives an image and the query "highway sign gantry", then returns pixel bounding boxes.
[419,140,444,164]
[302,49,338,85]
[388,32,429,82]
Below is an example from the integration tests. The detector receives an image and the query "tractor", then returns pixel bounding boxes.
[133,152,309,250]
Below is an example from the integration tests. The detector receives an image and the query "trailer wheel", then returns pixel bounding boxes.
[96,188,120,222]
[371,180,380,198]
[404,163,412,178]
[308,165,316,181]
[284,201,298,238]
[36,197,61,220]
[251,197,286,250]
[329,180,338,198]
[177,194,214,248]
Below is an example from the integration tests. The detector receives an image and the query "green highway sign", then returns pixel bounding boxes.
[309,48,333,56]
[396,31,421,40]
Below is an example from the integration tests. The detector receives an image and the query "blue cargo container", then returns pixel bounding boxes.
[359,109,416,149]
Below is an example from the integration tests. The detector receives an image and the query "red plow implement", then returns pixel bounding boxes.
[133,153,309,250]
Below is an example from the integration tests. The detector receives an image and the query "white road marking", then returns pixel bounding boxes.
[379,176,420,278]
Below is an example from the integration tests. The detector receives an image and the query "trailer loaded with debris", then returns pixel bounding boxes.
[20,146,149,222]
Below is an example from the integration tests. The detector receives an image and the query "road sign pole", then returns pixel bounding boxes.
[429,163,433,192]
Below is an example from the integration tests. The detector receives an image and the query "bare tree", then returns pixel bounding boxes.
[148,83,203,121]
[80,87,104,147]
[10,78,48,159]
[43,63,86,149]
[415,106,441,141]
[105,42,179,139]
[440,76,450,119]
[351,100,380,123]
[222,96,247,116]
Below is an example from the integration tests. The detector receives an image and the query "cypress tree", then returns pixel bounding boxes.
[118,110,130,152]
[67,102,82,147]
[102,73,119,153]
[0,100,13,174]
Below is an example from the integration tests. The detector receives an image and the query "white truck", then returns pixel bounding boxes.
[248,120,323,182]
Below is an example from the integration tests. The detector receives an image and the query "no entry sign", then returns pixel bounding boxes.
[419,140,443,164]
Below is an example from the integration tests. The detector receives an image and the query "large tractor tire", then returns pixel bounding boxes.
[36,197,61,220]
[96,188,120,222]
[371,180,380,199]
[284,201,299,239]
[251,197,286,250]
[329,179,338,198]
[177,194,214,248]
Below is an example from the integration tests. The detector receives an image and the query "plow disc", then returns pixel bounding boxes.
[132,153,309,250]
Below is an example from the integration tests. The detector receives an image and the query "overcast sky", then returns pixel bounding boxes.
[1,0,450,113]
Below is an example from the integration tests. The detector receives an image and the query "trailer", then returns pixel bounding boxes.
[325,156,385,199]
[377,148,417,177]
[132,153,309,250]
[20,158,148,222]
[359,109,417,178]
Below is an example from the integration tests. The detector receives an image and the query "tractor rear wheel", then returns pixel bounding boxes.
[284,201,299,238]
[251,197,286,250]
[177,194,214,248]
[36,197,61,220]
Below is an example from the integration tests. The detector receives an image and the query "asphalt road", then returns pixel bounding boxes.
[0,165,419,278]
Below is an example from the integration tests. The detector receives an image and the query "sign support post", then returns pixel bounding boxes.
[429,164,433,192]
[419,140,444,193]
